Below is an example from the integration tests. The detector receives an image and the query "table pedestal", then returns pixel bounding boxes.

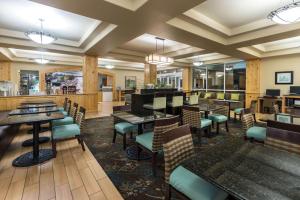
[22,137,50,147]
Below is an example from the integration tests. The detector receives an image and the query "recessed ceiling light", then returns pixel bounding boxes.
[105,65,114,69]
[268,1,300,24]
[193,61,204,66]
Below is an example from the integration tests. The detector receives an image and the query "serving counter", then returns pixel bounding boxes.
[0,93,98,112]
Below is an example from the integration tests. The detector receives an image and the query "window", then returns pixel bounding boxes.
[225,62,246,90]
[157,69,183,89]
[207,64,224,90]
[192,67,206,89]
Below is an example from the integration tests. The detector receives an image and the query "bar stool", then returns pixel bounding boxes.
[143,92,167,114]
[167,91,183,115]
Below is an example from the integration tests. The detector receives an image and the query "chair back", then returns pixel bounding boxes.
[250,100,257,114]
[172,92,183,107]
[188,94,198,105]
[69,103,79,119]
[182,105,201,129]
[241,113,254,131]
[152,116,179,152]
[153,93,166,109]
[273,104,280,114]
[163,125,194,182]
[213,106,229,116]
[63,97,68,110]
[124,94,132,105]
[75,107,86,131]
[65,100,72,115]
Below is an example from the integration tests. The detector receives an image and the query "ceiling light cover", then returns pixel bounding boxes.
[105,65,114,69]
[268,1,300,24]
[34,58,50,64]
[145,54,174,66]
[193,61,203,66]
[25,31,57,44]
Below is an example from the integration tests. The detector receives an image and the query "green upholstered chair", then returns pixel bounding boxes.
[182,105,212,142]
[58,97,68,111]
[208,106,229,134]
[51,106,86,157]
[136,116,179,176]
[61,99,71,116]
[112,105,137,150]
[163,125,228,200]
[143,93,167,114]
[234,100,257,121]
[242,113,266,142]
[52,102,78,127]
[167,92,183,115]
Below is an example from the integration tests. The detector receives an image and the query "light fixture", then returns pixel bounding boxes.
[25,19,57,44]
[225,65,233,71]
[145,37,174,66]
[268,0,300,24]
[105,65,114,69]
[193,56,203,66]
[34,58,50,64]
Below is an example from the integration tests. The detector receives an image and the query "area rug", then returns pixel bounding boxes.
[83,117,245,200]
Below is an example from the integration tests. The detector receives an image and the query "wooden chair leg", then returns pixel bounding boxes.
[152,152,158,176]
[123,134,126,150]
[216,123,219,134]
[130,131,133,139]
[197,129,202,144]
[212,121,215,128]
[234,113,236,121]
[112,129,117,143]
[52,140,57,157]
[165,184,171,200]
[239,114,242,121]
[225,121,229,132]
[253,114,257,123]
[137,143,141,161]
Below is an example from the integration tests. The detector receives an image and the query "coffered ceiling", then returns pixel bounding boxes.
[0,0,300,69]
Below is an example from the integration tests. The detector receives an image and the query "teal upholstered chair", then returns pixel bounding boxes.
[51,107,86,157]
[163,125,228,200]
[182,105,212,142]
[242,113,266,142]
[143,93,167,114]
[61,99,71,117]
[167,92,183,115]
[58,97,68,111]
[52,102,78,127]
[112,105,138,150]
[234,100,257,121]
[208,106,229,134]
[136,116,179,176]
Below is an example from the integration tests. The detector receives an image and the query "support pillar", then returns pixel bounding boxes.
[0,62,11,81]
[182,67,192,91]
[246,59,261,109]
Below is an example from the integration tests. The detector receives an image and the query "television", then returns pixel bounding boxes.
[266,89,280,97]
[290,86,300,94]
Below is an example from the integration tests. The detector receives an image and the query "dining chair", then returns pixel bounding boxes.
[61,99,71,116]
[52,102,78,127]
[163,125,228,200]
[234,100,257,121]
[242,113,266,142]
[143,92,167,114]
[58,97,68,111]
[208,106,229,134]
[182,105,212,142]
[185,94,198,105]
[113,105,137,150]
[167,91,183,115]
[51,106,86,157]
[136,115,179,176]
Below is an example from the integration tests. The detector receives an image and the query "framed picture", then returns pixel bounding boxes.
[275,71,293,84]
[125,76,136,89]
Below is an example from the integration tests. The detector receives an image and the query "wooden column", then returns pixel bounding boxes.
[82,56,98,112]
[144,64,157,85]
[246,59,261,108]
[0,62,11,81]
[182,67,192,91]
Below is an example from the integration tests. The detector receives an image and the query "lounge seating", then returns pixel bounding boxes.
[182,105,212,142]
[51,106,86,157]
[52,102,78,127]
[208,106,229,134]
[112,105,137,150]
[167,91,183,115]
[234,100,257,121]
[143,92,167,114]
[136,115,179,176]
[242,113,266,142]
[185,93,199,105]
[163,125,228,200]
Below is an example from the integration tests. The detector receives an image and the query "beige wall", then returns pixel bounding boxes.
[260,54,300,95]
[112,68,144,89]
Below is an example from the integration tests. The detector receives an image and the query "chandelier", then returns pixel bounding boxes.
[25,19,57,44]
[268,0,300,24]
[145,37,174,66]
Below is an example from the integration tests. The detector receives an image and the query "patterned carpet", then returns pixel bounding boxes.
[83,116,246,200]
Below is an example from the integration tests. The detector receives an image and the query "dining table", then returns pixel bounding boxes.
[182,136,300,200]
[190,103,224,118]
[21,99,54,105]
[213,99,241,117]
[112,111,173,160]
[0,112,65,167]
[17,103,57,109]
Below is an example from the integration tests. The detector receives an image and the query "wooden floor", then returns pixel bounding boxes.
[0,103,124,200]
[86,101,124,119]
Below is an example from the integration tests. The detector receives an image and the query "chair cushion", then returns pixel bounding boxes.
[52,117,74,127]
[246,126,266,141]
[115,122,137,134]
[52,124,80,140]
[58,107,64,111]
[216,93,224,100]
[234,108,244,114]
[201,119,212,128]
[62,111,68,116]
[136,132,153,151]
[208,114,228,123]
[231,93,240,101]
[170,166,228,200]
[204,92,212,99]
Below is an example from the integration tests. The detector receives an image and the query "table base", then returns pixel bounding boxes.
[22,137,50,147]
[126,145,152,160]
[12,149,53,167]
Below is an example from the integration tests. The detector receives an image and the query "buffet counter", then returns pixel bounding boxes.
[0,93,98,112]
